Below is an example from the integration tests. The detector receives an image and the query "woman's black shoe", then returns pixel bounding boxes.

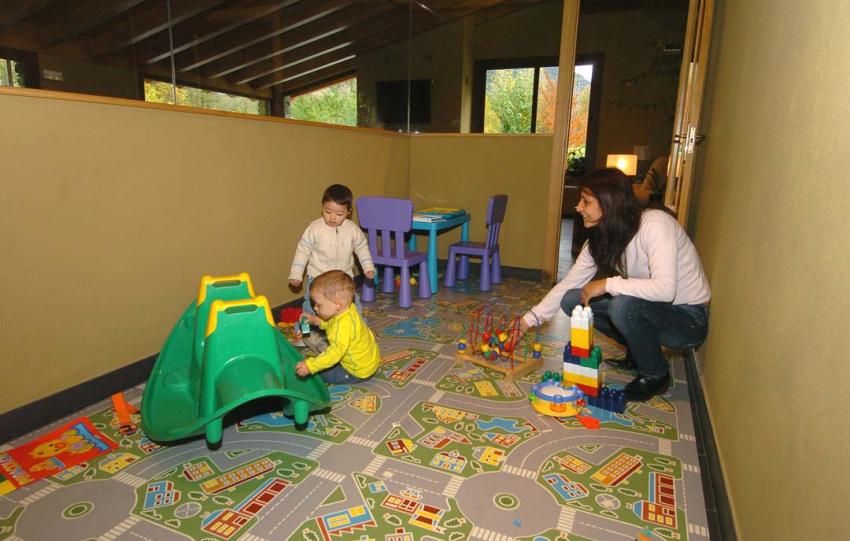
[624,373,671,401]
[605,353,637,371]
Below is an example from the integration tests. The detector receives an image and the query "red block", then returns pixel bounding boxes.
[571,345,589,358]
[577,383,599,397]
[279,306,303,323]
[577,415,600,429]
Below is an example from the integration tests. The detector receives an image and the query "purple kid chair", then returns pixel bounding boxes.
[444,194,508,292]
[357,197,431,308]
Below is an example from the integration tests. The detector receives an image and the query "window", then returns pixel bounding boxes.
[0,58,24,87]
[143,79,269,115]
[474,55,602,172]
[0,48,38,88]
[287,78,357,127]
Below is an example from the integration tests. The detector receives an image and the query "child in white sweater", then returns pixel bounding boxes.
[289,184,375,317]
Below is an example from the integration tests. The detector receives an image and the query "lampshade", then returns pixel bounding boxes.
[606,154,638,176]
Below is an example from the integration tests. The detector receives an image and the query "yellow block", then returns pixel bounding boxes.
[564,372,600,388]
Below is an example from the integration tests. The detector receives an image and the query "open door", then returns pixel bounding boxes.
[665,0,716,226]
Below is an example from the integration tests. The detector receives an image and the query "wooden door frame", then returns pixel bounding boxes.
[665,0,715,227]
[541,0,580,283]
[542,0,714,281]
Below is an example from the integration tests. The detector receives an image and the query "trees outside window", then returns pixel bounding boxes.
[288,78,357,127]
[0,58,25,87]
[473,58,601,168]
[143,79,269,115]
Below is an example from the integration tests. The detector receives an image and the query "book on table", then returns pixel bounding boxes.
[413,207,465,222]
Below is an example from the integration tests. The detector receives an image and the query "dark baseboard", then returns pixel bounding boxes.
[0,299,305,446]
[0,265,542,445]
[435,259,543,282]
[684,349,738,540]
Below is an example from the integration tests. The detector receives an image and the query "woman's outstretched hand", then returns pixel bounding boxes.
[580,279,607,306]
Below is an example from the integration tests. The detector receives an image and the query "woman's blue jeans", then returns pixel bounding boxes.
[560,289,709,378]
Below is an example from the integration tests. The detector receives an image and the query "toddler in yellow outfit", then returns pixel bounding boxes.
[295,270,380,385]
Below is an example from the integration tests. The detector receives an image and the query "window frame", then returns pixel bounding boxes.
[471,54,603,170]
[0,47,40,89]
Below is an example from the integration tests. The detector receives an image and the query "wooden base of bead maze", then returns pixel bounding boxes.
[456,305,543,380]
[455,350,542,380]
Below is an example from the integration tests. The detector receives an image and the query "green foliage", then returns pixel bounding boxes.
[567,147,587,176]
[289,79,357,127]
[143,80,268,115]
[0,59,24,87]
[484,68,534,133]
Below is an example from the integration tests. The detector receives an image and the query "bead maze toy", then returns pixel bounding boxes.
[456,305,542,379]
[141,273,330,447]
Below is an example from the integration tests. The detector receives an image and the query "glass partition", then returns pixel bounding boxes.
[0,0,572,133]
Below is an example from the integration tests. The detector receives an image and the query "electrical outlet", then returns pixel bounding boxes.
[42,69,63,82]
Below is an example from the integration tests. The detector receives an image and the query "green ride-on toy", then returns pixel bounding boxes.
[141,273,330,446]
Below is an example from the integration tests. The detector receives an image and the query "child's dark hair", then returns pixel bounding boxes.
[322,184,353,210]
[312,270,356,305]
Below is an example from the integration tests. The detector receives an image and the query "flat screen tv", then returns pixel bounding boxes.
[376,79,431,124]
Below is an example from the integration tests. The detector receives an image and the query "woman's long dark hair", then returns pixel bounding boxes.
[579,168,642,277]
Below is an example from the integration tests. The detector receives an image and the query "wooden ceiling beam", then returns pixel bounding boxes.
[275,59,356,96]
[267,0,512,94]
[172,0,352,73]
[43,0,147,46]
[0,0,56,30]
[142,0,303,65]
[227,0,469,86]
[201,2,398,81]
[91,0,230,56]
[253,47,356,90]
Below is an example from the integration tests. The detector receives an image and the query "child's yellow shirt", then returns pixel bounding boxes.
[304,304,380,378]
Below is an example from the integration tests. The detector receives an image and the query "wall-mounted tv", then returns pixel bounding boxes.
[376,79,431,124]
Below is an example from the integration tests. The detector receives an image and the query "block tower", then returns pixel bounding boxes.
[563,306,603,397]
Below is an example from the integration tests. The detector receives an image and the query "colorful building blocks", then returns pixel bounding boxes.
[563,306,603,397]
[586,385,627,414]
[570,305,594,357]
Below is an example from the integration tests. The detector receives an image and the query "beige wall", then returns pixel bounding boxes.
[409,134,554,269]
[691,1,850,539]
[576,8,687,168]
[0,90,409,413]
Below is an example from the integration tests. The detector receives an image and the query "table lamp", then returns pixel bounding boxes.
[606,154,638,176]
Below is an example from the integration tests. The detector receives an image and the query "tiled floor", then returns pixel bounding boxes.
[558,217,575,280]
[0,276,710,541]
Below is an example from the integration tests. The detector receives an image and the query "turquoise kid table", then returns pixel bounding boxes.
[408,212,471,294]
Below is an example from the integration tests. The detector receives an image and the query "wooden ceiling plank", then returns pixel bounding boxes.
[275,59,356,95]
[143,0,304,65]
[253,46,356,89]
[44,0,147,46]
[202,2,396,81]
[233,39,353,85]
[92,0,230,56]
[0,0,56,29]
[226,0,466,85]
[174,0,353,73]
[268,0,510,94]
